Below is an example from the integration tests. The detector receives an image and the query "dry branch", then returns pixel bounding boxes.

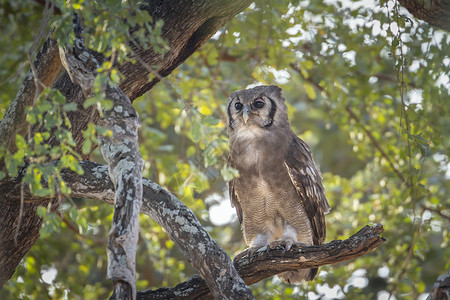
[138,225,386,300]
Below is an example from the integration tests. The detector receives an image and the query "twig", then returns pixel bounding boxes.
[422,205,450,221]
[345,105,408,185]
[388,3,418,298]
[290,62,409,186]
[55,211,106,245]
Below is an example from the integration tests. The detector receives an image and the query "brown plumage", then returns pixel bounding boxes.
[227,85,330,284]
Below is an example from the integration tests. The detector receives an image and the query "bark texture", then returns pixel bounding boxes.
[0,37,62,153]
[0,37,63,287]
[428,269,450,300]
[138,225,386,300]
[398,0,450,32]
[72,162,254,299]
[0,163,385,299]
[0,161,255,299]
[59,16,145,299]
[0,0,252,290]
[98,85,143,300]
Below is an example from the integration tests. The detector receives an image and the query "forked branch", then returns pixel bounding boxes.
[0,163,383,300]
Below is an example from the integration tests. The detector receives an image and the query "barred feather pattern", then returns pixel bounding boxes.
[227,85,330,284]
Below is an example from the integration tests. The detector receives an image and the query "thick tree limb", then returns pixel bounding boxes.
[0,199,48,288]
[99,89,143,300]
[98,84,143,300]
[398,0,450,32]
[138,225,386,300]
[0,36,62,286]
[69,162,254,299]
[52,0,252,158]
[0,37,62,153]
[0,0,58,154]
[0,160,255,299]
[0,162,386,299]
[59,16,144,299]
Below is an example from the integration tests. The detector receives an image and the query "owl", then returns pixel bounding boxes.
[226,85,331,284]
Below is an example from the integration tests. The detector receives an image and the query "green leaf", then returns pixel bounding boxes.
[303,82,317,100]
[82,139,92,155]
[110,69,120,84]
[34,188,53,197]
[302,60,314,70]
[63,103,78,112]
[191,121,201,142]
[36,206,47,218]
[203,115,219,126]
[221,167,239,181]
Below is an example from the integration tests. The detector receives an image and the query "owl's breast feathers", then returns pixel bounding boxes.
[228,133,330,245]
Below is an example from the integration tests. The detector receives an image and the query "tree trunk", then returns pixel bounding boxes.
[398,0,450,32]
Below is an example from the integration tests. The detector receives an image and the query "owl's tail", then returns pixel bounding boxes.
[278,267,318,284]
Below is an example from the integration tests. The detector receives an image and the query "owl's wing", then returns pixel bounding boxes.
[284,136,331,245]
[228,157,243,224]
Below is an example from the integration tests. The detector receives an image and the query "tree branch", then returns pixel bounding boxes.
[4,160,253,299]
[345,105,408,185]
[0,37,62,154]
[59,14,145,299]
[398,0,450,32]
[50,0,253,158]
[137,224,386,300]
[0,162,384,299]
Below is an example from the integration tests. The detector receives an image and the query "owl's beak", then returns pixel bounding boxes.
[243,106,250,123]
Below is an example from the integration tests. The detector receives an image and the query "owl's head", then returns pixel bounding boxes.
[226,85,289,133]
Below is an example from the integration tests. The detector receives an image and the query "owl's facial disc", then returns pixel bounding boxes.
[242,98,266,124]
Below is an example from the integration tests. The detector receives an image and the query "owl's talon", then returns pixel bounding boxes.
[282,242,293,254]
[233,252,245,263]
[247,246,260,259]
[268,239,284,250]
[234,247,258,262]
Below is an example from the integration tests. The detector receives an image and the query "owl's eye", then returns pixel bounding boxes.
[254,99,265,109]
[235,102,243,111]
